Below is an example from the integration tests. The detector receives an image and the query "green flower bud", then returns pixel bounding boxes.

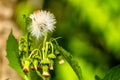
[19,44,23,51]
[40,58,50,65]
[19,38,25,44]
[42,65,50,78]
[19,42,28,53]
[49,60,54,70]
[33,59,38,70]
[48,53,56,59]
[31,65,35,70]
[19,36,27,44]
[23,60,31,73]
[55,50,60,56]
[58,55,64,64]
[59,59,64,64]
[23,47,28,52]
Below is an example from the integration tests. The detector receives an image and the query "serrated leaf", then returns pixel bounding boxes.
[102,65,120,80]
[6,31,25,79]
[58,46,82,80]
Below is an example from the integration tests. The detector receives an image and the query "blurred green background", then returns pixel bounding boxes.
[14,0,120,80]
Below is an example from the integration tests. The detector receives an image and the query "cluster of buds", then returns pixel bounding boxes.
[18,10,64,79]
[19,34,64,78]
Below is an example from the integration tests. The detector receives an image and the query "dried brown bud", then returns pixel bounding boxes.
[22,60,30,73]
[23,68,29,73]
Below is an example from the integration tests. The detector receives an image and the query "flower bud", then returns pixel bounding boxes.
[23,47,27,52]
[42,65,50,78]
[55,50,60,56]
[23,60,30,73]
[58,55,64,64]
[59,59,64,64]
[31,65,35,70]
[40,58,50,65]
[33,59,38,70]
[19,45,23,51]
[48,53,56,59]
[49,66,54,71]
[49,60,54,70]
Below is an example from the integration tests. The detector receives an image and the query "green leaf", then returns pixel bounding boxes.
[6,31,25,79]
[95,75,102,80]
[30,70,43,80]
[58,46,82,80]
[102,65,120,80]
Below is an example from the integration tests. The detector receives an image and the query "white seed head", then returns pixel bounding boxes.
[28,10,56,39]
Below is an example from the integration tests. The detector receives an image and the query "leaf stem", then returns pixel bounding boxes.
[25,72,31,80]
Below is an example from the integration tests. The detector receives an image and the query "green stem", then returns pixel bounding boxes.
[24,75,29,80]
[43,33,47,48]
[43,78,46,80]
[24,72,31,80]
[49,42,54,54]
[35,70,44,79]
[28,49,39,58]
[45,42,49,58]
[28,72,31,80]
[24,33,29,57]
[25,32,31,57]
[42,47,45,59]
[42,32,48,59]
[43,78,49,80]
